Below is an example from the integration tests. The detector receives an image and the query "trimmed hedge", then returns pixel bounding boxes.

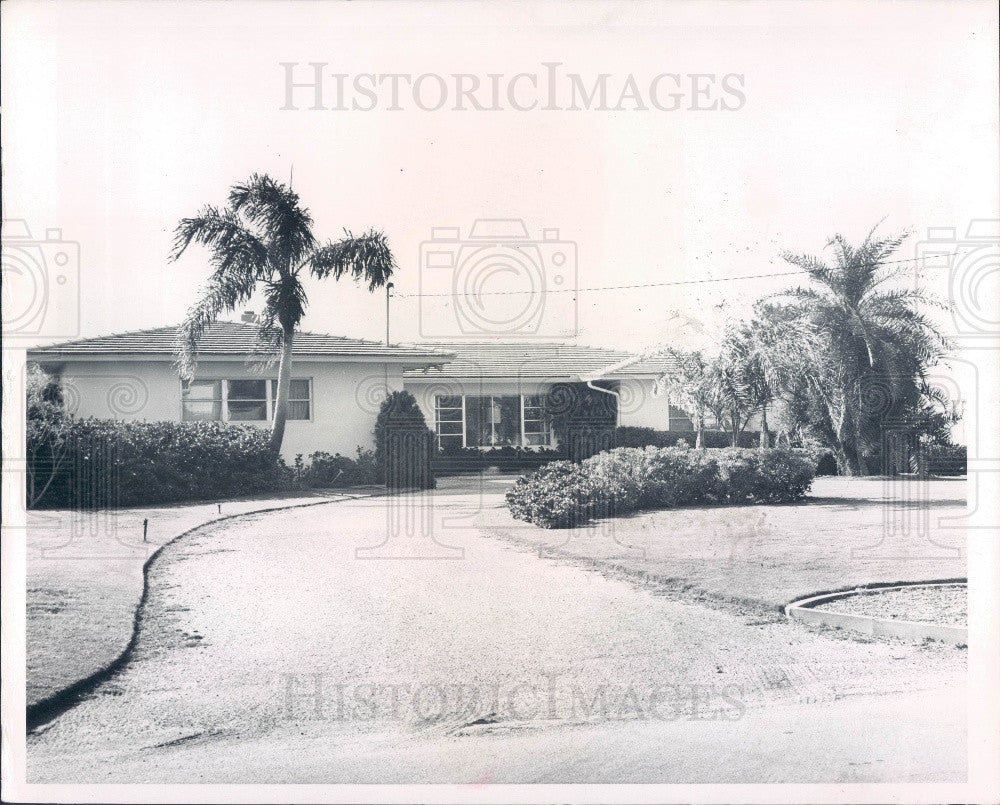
[506,445,817,528]
[434,445,564,475]
[292,448,377,488]
[616,426,761,449]
[374,391,435,490]
[29,418,293,508]
[923,443,966,476]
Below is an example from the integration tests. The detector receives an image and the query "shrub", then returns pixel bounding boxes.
[292,448,377,488]
[374,391,435,489]
[615,426,760,449]
[923,443,966,476]
[505,461,599,528]
[716,448,815,503]
[506,446,815,528]
[28,418,293,508]
[433,444,564,475]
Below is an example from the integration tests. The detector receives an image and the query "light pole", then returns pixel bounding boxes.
[385,282,394,345]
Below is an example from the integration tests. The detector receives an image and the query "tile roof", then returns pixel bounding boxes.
[403,342,679,380]
[28,322,453,361]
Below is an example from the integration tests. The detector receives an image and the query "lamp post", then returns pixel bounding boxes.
[385,282,394,345]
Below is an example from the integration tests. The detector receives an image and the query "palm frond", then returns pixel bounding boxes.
[170,205,268,268]
[228,173,317,269]
[174,271,259,380]
[305,229,397,290]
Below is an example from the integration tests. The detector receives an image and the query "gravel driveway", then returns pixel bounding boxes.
[27,485,966,783]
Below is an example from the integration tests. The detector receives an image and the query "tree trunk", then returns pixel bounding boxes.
[269,325,295,455]
[830,443,853,476]
[759,404,770,449]
[695,427,704,450]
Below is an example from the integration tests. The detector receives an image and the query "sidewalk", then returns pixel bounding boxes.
[27,490,376,708]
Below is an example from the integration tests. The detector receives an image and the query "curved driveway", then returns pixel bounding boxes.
[28,485,965,783]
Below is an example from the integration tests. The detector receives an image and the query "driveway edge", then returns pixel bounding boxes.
[26,493,374,734]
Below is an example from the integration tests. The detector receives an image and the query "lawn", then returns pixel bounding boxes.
[474,475,967,613]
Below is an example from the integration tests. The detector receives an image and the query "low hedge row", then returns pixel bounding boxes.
[615,426,761,449]
[291,449,378,488]
[923,443,966,476]
[434,445,565,474]
[30,418,293,508]
[505,445,817,528]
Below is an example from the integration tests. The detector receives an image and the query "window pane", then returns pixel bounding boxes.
[438,421,463,435]
[465,396,489,447]
[182,400,222,421]
[184,380,221,401]
[228,399,267,421]
[438,434,463,450]
[436,395,462,409]
[523,433,548,446]
[436,408,463,422]
[270,379,310,400]
[495,397,520,445]
[229,379,267,400]
[287,401,310,420]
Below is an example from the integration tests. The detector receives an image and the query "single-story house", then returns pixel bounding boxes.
[28,321,692,460]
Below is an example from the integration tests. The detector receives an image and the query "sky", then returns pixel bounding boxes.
[3,0,998,358]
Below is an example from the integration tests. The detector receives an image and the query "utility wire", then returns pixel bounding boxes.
[396,252,942,298]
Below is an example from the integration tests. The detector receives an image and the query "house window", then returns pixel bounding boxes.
[227,379,267,421]
[433,394,550,449]
[434,395,464,450]
[182,378,312,422]
[522,395,551,446]
[182,380,222,421]
[270,379,311,420]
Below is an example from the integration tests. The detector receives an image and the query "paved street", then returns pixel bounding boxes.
[27,486,966,783]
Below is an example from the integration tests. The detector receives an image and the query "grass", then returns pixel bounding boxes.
[477,476,967,614]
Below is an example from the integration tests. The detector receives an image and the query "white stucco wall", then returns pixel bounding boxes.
[37,358,408,460]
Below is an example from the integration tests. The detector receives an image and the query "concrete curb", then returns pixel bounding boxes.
[26,492,377,734]
[784,580,967,645]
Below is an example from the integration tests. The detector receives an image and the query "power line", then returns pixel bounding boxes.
[395,252,941,298]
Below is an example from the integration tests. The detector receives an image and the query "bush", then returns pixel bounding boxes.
[923,443,966,476]
[292,448,377,488]
[374,391,435,489]
[504,461,600,528]
[434,445,564,475]
[506,446,815,528]
[616,426,761,449]
[28,418,293,508]
[716,448,815,503]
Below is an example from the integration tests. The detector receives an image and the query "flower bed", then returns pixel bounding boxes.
[505,446,816,528]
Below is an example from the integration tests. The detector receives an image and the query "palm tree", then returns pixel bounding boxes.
[725,308,820,448]
[654,348,713,448]
[775,224,951,474]
[171,173,396,454]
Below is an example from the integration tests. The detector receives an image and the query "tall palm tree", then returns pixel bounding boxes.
[171,173,396,454]
[775,225,950,474]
